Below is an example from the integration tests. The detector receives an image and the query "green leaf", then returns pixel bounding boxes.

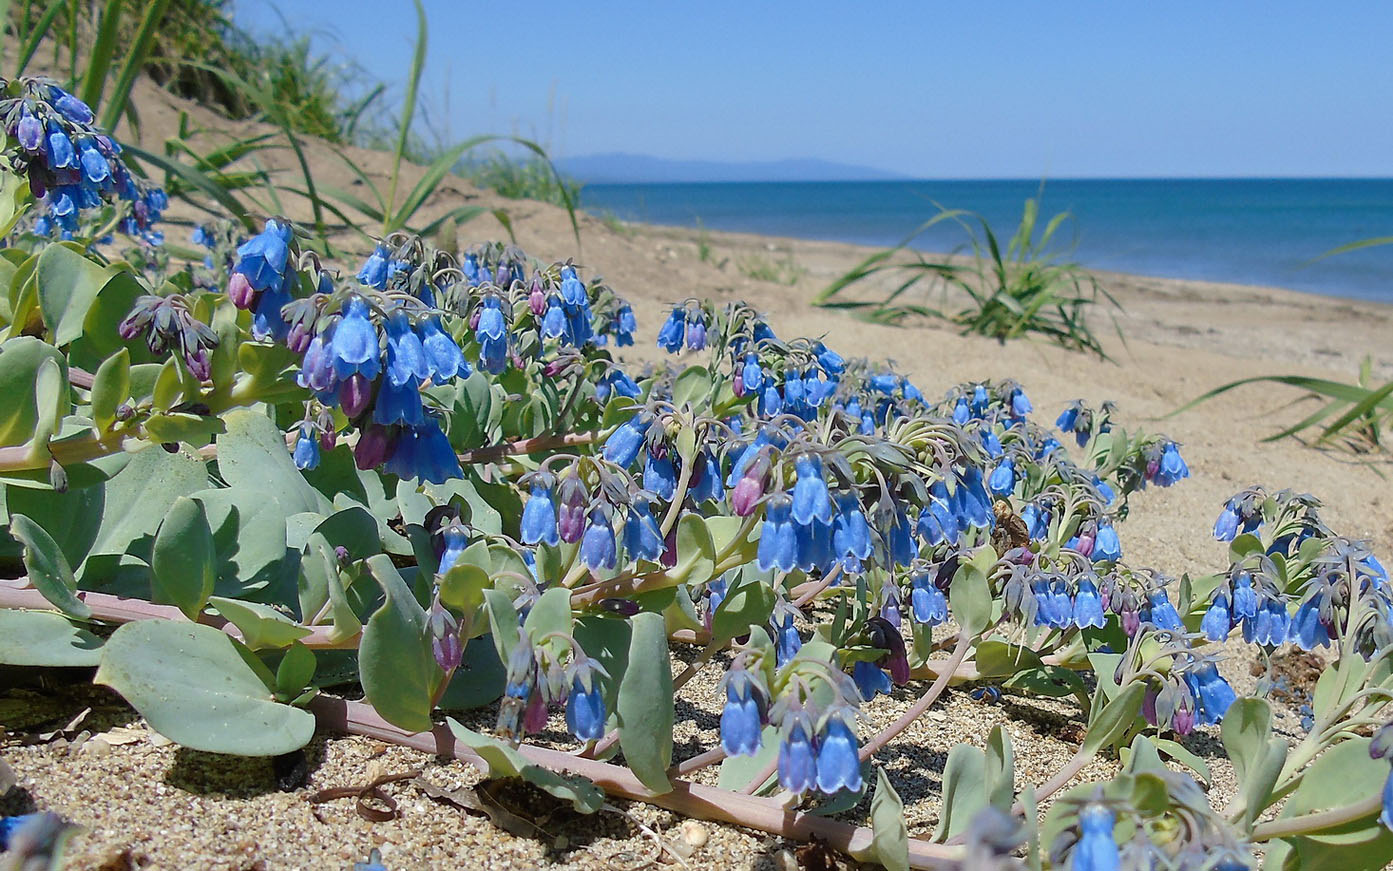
[85,444,208,566]
[984,725,1015,812]
[974,640,1045,678]
[0,609,102,666]
[150,496,217,619]
[670,365,711,409]
[866,766,909,871]
[97,0,172,131]
[89,348,130,433]
[359,555,439,732]
[4,477,104,571]
[1276,738,1385,842]
[8,513,89,619]
[1313,657,1366,723]
[932,744,987,841]
[949,554,992,637]
[1154,738,1212,786]
[673,513,717,585]
[35,243,109,346]
[446,720,603,813]
[208,596,310,651]
[275,641,317,696]
[484,588,521,667]
[438,563,490,616]
[299,532,360,643]
[710,574,775,644]
[143,412,226,446]
[1082,680,1147,756]
[95,620,314,755]
[0,337,67,448]
[1223,697,1277,827]
[310,506,381,561]
[195,487,293,602]
[523,586,574,654]
[1131,771,1171,815]
[615,612,673,794]
[217,410,326,515]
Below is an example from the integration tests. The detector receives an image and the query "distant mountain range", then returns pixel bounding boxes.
[554,153,909,184]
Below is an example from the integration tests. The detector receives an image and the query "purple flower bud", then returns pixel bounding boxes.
[286,320,312,354]
[185,348,211,382]
[339,373,372,418]
[523,691,549,733]
[227,272,256,309]
[116,313,143,341]
[529,282,547,316]
[1121,607,1140,637]
[732,371,745,398]
[334,545,350,564]
[1172,701,1195,735]
[17,108,42,151]
[354,424,392,470]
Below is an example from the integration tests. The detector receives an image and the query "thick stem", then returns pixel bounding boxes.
[1250,794,1383,841]
[310,696,965,870]
[0,582,361,649]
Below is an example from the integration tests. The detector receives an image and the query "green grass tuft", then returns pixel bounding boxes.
[815,191,1117,357]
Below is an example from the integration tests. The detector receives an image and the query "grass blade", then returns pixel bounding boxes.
[79,0,125,109]
[99,0,173,132]
[15,0,67,75]
[122,142,255,230]
[384,0,428,231]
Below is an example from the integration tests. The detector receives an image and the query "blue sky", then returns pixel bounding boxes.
[235,1,1393,178]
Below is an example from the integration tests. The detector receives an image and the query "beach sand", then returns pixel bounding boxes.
[2,81,1391,870]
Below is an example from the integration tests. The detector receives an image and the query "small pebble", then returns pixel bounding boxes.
[680,820,708,849]
[773,847,798,871]
[78,737,112,758]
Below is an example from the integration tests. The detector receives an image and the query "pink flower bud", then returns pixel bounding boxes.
[185,348,211,381]
[731,471,764,516]
[529,284,547,316]
[227,272,256,309]
[286,321,312,354]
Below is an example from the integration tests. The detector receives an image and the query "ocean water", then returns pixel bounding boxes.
[580,179,1393,303]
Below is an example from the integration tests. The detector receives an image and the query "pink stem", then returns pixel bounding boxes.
[859,633,974,761]
[0,581,360,649]
[310,696,965,870]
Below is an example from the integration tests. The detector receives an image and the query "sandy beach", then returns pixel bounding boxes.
[3,81,1392,870]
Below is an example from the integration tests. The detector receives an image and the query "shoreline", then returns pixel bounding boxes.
[597,210,1393,312]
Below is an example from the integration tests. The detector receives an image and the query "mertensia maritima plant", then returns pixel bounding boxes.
[0,74,1391,871]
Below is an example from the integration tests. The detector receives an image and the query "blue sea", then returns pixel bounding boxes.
[580,179,1393,303]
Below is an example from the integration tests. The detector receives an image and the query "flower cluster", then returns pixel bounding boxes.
[116,292,219,380]
[718,638,865,796]
[495,624,610,744]
[1,76,165,239]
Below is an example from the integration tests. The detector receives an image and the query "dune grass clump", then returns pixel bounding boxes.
[815,193,1116,357]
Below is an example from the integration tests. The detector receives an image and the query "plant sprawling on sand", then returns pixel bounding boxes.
[1,64,1393,871]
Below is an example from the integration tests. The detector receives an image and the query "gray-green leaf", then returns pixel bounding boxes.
[94,620,314,755]
[616,612,673,794]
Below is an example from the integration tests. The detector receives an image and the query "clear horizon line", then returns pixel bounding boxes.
[580,174,1393,184]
